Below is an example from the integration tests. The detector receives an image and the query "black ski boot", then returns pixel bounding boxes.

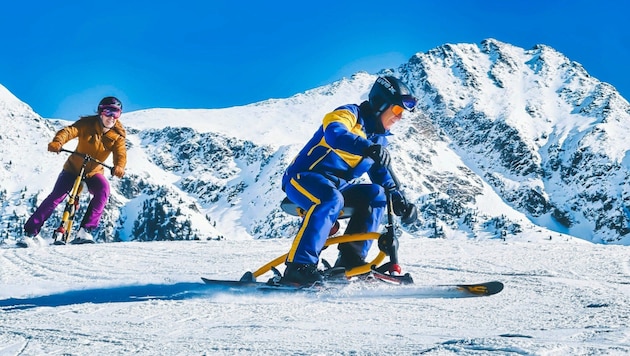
[333,251,367,270]
[283,263,324,285]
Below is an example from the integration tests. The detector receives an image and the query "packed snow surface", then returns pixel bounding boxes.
[1,232,629,355]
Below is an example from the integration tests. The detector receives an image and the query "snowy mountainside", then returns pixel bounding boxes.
[0,75,376,244]
[0,39,628,245]
[0,88,70,243]
[403,39,630,243]
[124,76,374,147]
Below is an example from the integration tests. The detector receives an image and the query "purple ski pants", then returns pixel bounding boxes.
[24,170,110,236]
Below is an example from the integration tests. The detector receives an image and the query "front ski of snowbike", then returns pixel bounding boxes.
[241,168,414,286]
[52,148,113,245]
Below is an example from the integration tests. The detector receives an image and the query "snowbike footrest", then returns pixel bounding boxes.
[370,269,414,285]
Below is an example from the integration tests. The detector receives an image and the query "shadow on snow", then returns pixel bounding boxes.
[0,282,230,310]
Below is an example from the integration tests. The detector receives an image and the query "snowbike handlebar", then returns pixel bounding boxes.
[60,148,114,171]
[387,166,401,192]
[376,165,405,274]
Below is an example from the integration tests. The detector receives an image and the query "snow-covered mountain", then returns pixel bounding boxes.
[405,39,630,243]
[1,38,628,245]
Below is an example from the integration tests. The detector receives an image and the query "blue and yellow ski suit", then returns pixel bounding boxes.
[282,102,396,265]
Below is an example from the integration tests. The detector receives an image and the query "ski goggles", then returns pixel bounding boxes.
[391,95,418,116]
[100,106,122,119]
[401,95,417,111]
[391,105,405,116]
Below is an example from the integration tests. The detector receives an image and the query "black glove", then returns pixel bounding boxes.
[392,190,418,224]
[363,144,391,167]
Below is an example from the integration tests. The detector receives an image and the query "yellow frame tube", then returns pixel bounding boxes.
[252,232,386,279]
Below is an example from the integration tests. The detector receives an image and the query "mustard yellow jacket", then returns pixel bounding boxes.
[51,115,127,177]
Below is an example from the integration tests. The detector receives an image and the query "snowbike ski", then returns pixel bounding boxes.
[201,268,504,298]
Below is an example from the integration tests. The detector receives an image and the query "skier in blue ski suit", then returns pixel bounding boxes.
[281,76,418,285]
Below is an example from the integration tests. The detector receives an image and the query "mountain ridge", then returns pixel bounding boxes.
[1,38,628,245]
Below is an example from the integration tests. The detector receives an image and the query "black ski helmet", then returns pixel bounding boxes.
[97,96,123,113]
[368,76,417,117]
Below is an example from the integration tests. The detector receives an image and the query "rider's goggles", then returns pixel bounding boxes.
[392,95,418,116]
[401,95,417,111]
[391,105,405,116]
[101,106,122,119]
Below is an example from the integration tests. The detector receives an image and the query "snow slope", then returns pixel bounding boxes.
[1,232,629,355]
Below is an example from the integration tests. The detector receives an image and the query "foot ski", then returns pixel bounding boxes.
[69,238,95,245]
[15,236,47,248]
[16,241,29,248]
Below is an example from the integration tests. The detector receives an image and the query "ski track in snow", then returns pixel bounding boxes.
[0,237,629,355]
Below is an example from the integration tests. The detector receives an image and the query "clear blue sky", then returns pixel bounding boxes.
[1,0,627,120]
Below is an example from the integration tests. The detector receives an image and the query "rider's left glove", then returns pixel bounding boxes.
[47,142,62,153]
[111,166,125,178]
[391,190,418,224]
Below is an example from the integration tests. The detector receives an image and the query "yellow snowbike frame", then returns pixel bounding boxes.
[53,149,112,244]
[250,168,404,281]
[251,232,387,279]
